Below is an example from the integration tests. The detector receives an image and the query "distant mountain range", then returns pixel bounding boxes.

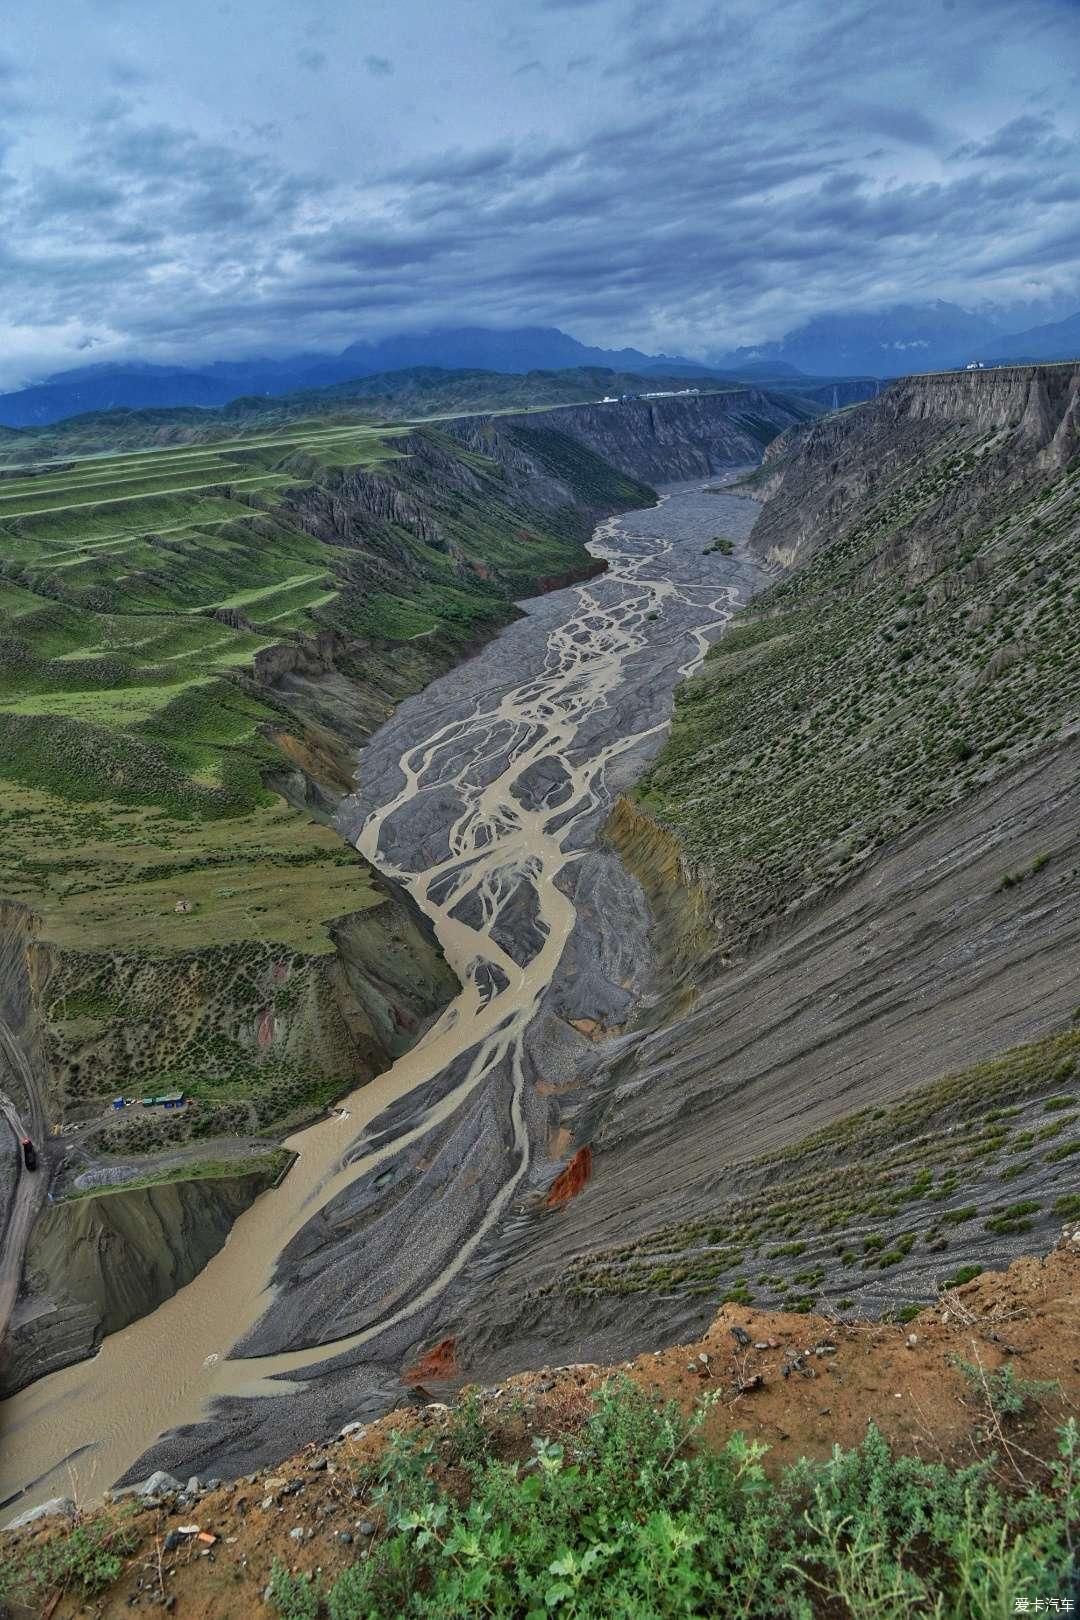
[1,308,1077,429]
[0,328,709,429]
[711,301,1080,379]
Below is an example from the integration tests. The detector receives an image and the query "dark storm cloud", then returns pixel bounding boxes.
[951,114,1076,164]
[841,104,948,151]
[389,144,521,185]
[1,0,1078,381]
[22,171,126,224]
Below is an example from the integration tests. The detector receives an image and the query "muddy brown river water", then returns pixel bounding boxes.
[0,481,764,1514]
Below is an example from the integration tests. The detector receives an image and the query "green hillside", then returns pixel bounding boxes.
[0,424,396,952]
[0,418,641,946]
[636,405,1080,952]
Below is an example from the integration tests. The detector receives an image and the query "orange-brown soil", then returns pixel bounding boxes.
[11,1241,1078,1620]
[401,1336,459,1385]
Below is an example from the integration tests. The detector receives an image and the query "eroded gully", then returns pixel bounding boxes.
[0,480,764,1514]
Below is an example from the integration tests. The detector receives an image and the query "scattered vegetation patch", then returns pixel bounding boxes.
[565,1032,1079,1314]
[634,429,1079,957]
[0,1514,138,1610]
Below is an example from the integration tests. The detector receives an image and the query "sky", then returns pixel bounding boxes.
[1,0,1079,384]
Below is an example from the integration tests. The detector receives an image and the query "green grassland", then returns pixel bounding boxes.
[0,416,632,946]
[0,783,381,954]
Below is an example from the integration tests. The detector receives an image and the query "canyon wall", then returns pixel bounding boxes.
[500,388,817,483]
[400,362,1080,1395]
[0,1163,285,1396]
[749,361,1080,572]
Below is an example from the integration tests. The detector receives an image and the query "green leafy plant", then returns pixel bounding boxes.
[265,1381,1078,1620]
[955,1358,1060,1422]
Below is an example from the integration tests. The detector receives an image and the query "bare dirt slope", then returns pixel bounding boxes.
[4,1238,1078,1618]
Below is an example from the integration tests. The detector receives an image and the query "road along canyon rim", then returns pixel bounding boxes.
[0,479,765,1516]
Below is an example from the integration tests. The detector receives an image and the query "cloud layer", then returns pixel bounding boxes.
[2,0,1079,383]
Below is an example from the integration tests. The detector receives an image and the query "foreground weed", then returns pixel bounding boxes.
[0,1516,138,1609]
[268,1381,1079,1619]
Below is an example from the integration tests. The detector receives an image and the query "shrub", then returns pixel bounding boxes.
[942,1264,983,1289]
[984,1199,1041,1235]
[264,1385,1080,1620]
[955,1359,1060,1422]
[0,1518,138,1610]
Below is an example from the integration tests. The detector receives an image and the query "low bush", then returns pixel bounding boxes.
[267,1380,1078,1619]
[0,1516,138,1609]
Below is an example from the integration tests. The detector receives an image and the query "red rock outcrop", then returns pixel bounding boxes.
[545,1146,593,1208]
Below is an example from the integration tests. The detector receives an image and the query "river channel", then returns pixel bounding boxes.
[0,478,764,1514]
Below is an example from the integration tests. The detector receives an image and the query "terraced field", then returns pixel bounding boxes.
[0,416,631,950]
[0,424,405,957]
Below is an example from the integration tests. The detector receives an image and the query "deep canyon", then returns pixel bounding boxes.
[1,365,1078,1521]
[0,477,763,1508]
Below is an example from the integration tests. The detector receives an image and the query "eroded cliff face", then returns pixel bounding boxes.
[37,876,457,1144]
[278,418,651,606]
[0,1165,286,1397]
[501,389,817,484]
[601,796,714,988]
[748,362,1080,572]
